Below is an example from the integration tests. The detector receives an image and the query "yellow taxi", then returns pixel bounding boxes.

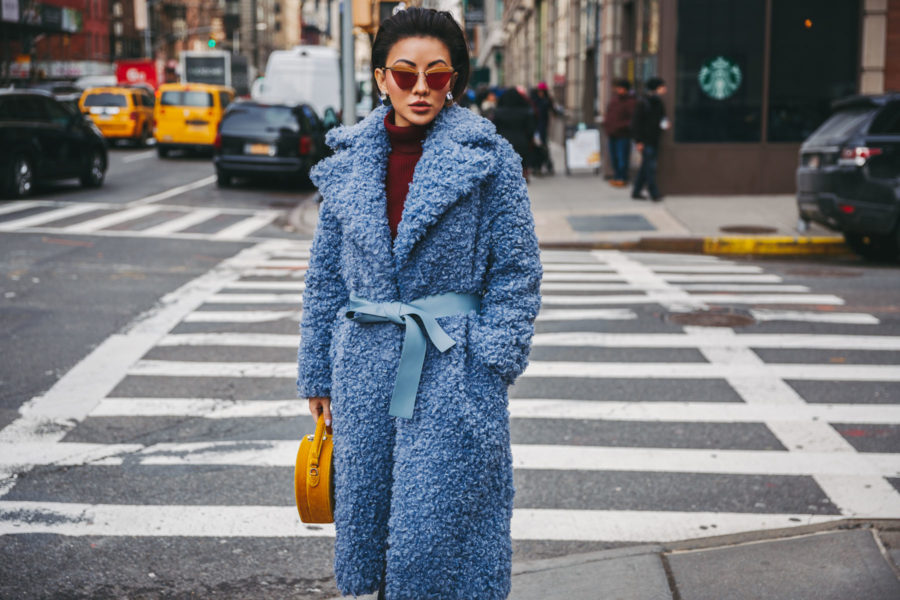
[79,86,156,146]
[154,83,235,157]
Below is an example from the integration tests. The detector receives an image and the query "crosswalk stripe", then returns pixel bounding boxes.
[0,200,45,216]
[0,203,102,231]
[124,360,900,381]
[536,308,638,321]
[212,213,280,239]
[140,208,221,235]
[206,293,301,303]
[531,332,900,350]
[540,294,844,305]
[0,501,845,541]
[62,205,161,233]
[158,333,297,346]
[750,309,880,325]
[541,283,809,292]
[182,310,299,322]
[86,396,900,425]
[224,281,306,290]
[4,441,898,479]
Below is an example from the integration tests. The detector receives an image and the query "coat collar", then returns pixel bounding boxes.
[314,104,498,271]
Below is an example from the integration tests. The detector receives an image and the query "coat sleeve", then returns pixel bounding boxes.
[297,199,347,398]
[470,142,543,385]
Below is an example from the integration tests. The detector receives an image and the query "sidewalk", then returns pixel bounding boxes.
[329,520,900,599]
[291,142,849,257]
[527,142,848,256]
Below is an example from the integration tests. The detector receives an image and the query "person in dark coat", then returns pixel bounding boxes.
[299,8,542,600]
[631,76,668,201]
[530,81,560,175]
[604,78,636,186]
[492,86,537,180]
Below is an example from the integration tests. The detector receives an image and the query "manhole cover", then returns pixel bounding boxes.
[666,308,756,327]
[784,267,863,278]
[719,225,778,234]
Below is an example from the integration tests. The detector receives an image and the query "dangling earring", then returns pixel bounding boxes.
[445,91,454,106]
[380,91,391,106]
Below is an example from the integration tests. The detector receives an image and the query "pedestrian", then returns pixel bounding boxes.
[530,81,560,175]
[479,88,498,121]
[493,86,537,181]
[631,76,669,201]
[604,78,636,187]
[298,7,542,600]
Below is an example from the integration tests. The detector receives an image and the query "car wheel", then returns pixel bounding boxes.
[80,149,106,188]
[157,145,169,158]
[5,154,34,199]
[844,232,897,262]
[137,126,150,147]
[216,169,232,187]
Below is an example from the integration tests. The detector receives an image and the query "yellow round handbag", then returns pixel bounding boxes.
[294,414,335,523]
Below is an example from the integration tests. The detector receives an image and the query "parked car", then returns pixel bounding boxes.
[797,93,900,260]
[155,82,235,157]
[22,82,83,115]
[79,86,155,146]
[213,100,327,187]
[0,90,107,199]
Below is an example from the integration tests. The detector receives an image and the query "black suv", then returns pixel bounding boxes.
[213,101,328,187]
[0,90,108,199]
[797,93,900,260]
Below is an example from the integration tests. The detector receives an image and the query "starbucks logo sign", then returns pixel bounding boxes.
[698,56,742,100]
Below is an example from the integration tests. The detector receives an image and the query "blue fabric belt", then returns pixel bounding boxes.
[345,292,481,419]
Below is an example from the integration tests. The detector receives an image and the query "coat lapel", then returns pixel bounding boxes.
[392,106,497,268]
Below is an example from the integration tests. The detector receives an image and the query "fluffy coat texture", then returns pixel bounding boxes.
[298,104,542,600]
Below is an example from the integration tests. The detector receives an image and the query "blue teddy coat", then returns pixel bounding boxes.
[298,104,542,600]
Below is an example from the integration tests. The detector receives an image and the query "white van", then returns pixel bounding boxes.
[259,46,341,118]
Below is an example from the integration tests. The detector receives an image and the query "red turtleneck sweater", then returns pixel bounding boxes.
[384,110,428,239]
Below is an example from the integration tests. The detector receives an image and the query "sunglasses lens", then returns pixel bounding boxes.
[390,70,418,89]
[425,71,452,89]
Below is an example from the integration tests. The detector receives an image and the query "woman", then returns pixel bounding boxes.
[492,87,537,180]
[298,7,542,600]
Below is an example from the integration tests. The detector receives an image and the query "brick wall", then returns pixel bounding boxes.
[887,0,900,91]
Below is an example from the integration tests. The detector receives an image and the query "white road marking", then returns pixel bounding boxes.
[128,175,217,206]
[523,361,900,381]
[532,332,900,350]
[0,200,46,216]
[0,501,841,542]
[750,309,880,325]
[86,396,900,425]
[205,293,301,304]
[540,294,844,306]
[61,205,161,233]
[121,150,156,163]
[224,281,305,290]
[507,399,900,424]
[536,309,638,321]
[542,283,810,293]
[0,203,102,231]
[182,310,300,322]
[212,213,280,240]
[158,333,298,347]
[140,208,221,235]
[3,441,898,480]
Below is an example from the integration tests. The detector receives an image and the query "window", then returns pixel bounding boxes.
[218,91,231,109]
[869,102,900,135]
[674,0,764,143]
[767,0,860,142]
[40,98,71,126]
[804,107,872,146]
[83,93,128,107]
[160,91,214,107]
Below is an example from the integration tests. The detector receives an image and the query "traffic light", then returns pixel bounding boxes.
[208,38,216,48]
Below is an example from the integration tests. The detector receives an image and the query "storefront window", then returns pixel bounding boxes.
[674,0,764,143]
[767,0,859,143]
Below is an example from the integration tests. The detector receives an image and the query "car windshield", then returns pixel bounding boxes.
[83,93,128,107]
[222,104,298,132]
[804,107,873,146]
[160,91,214,107]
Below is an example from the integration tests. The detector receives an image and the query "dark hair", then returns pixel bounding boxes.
[613,78,632,90]
[372,7,470,101]
[646,77,665,91]
[497,87,530,109]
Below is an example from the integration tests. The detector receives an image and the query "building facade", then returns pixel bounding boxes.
[500,0,900,194]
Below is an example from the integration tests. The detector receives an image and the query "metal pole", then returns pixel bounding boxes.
[144,0,152,58]
[341,0,356,125]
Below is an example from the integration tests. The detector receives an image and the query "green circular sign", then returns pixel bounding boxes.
[698,56,742,100]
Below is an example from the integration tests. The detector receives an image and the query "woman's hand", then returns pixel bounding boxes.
[308,396,332,427]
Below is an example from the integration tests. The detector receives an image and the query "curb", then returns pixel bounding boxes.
[540,235,850,256]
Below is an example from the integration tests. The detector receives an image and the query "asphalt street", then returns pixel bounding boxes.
[1,146,899,598]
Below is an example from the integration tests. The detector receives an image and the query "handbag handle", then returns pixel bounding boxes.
[307,414,332,487]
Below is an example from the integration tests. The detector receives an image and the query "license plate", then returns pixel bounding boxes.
[245,143,275,156]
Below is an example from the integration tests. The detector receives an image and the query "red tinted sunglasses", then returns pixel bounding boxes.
[384,66,454,91]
